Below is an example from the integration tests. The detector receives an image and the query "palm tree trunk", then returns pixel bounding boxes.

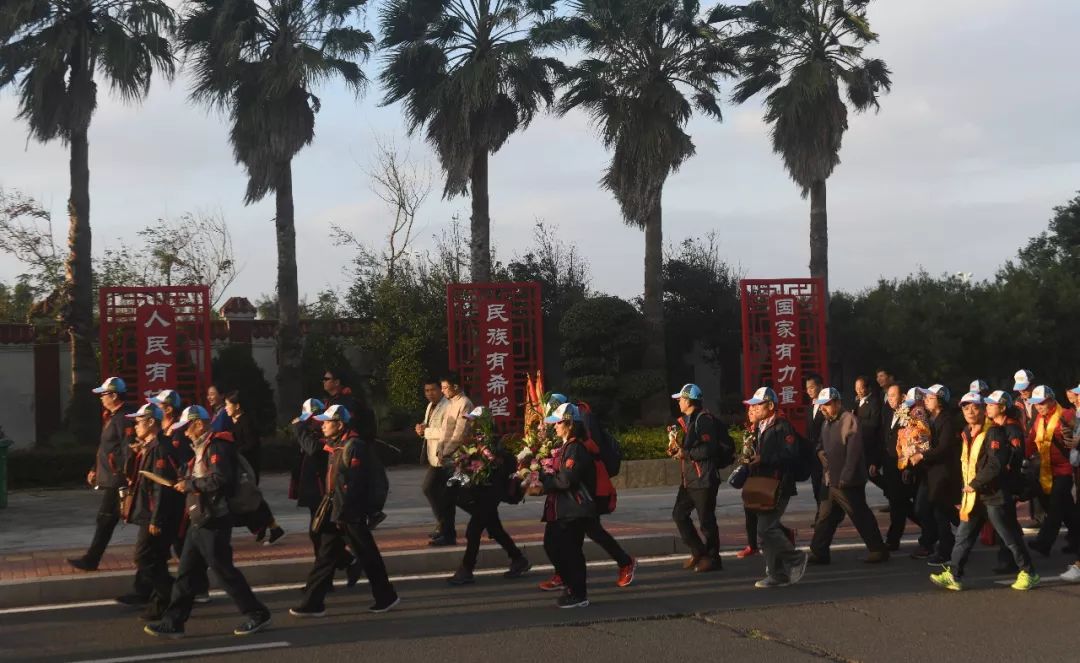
[64,124,100,442]
[809,178,828,292]
[469,149,491,282]
[275,160,303,423]
[641,198,669,424]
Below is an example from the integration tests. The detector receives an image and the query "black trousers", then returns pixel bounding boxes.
[585,519,631,567]
[237,500,275,535]
[1035,475,1080,549]
[672,483,720,559]
[84,487,121,567]
[810,485,886,558]
[460,494,522,571]
[916,483,958,559]
[132,523,175,615]
[809,455,824,504]
[161,521,267,628]
[544,519,590,599]
[422,465,457,537]
[299,521,396,611]
[882,466,920,547]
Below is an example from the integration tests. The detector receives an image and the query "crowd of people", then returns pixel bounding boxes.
[70,364,1080,638]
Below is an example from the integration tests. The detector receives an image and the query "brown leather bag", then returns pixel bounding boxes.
[741,476,781,512]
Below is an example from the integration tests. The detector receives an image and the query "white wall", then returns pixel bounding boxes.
[0,345,36,449]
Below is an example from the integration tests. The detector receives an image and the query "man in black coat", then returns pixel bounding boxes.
[805,374,827,507]
[69,377,136,572]
[880,383,921,550]
[910,384,962,564]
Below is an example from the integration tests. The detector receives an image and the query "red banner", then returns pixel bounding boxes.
[740,279,828,435]
[136,304,177,399]
[447,282,542,433]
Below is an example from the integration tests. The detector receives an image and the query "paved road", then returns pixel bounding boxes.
[3,545,1079,663]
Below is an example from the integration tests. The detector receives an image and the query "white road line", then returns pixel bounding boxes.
[0,538,920,616]
[68,641,291,663]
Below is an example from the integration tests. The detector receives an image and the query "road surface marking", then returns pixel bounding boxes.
[68,641,291,663]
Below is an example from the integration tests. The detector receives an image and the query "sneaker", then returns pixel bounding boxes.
[929,568,963,591]
[735,546,759,559]
[616,558,637,588]
[556,594,589,609]
[114,593,149,607]
[264,527,286,546]
[682,555,702,570]
[1060,565,1080,583]
[234,612,272,636]
[255,528,267,544]
[910,547,932,560]
[67,557,97,572]
[369,596,400,613]
[447,568,475,585]
[754,577,790,588]
[144,622,185,638]
[789,551,809,586]
[504,556,531,579]
[289,606,326,618]
[428,535,457,547]
[1011,570,1040,591]
[538,575,564,592]
[193,593,211,604]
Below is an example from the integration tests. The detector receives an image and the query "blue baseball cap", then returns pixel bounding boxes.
[671,384,703,400]
[148,389,181,410]
[546,393,568,416]
[314,404,351,423]
[743,387,778,406]
[298,398,325,422]
[92,377,126,394]
[169,405,210,433]
[544,402,581,424]
[813,387,842,405]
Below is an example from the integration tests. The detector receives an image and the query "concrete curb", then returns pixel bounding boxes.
[0,533,686,609]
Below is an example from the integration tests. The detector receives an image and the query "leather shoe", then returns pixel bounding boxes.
[694,557,722,573]
[862,550,890,564]
[67,557,97,572]
[682,555,702,570]
[429,535,457,547]
[806,552,830,565]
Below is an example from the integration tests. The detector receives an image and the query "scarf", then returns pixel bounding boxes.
[1034,407,1063,495]
[960,420,991,522]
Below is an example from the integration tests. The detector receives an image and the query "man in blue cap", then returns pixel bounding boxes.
[69,377,136,571]
[670,383,730,573]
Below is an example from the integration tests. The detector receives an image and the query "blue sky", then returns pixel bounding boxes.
[2,0,1079,307]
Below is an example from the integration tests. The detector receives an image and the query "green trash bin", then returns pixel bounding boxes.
[0,438,12,509]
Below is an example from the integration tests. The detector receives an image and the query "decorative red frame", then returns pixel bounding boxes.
[99,286,213,408]
[740,278,828,435]
[447,282,543,433]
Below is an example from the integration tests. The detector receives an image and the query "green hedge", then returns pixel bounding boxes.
[617,427,669,460]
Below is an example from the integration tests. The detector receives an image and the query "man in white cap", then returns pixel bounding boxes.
[970,379,990,399]
[743,387,809,588]
[1025,385,1079,556]
[910,384,961,565]
[809,387,889,565]
[1013,369,1036,434]
[69,377,136,571]
[669,383,729,573]
[144,406,271,638]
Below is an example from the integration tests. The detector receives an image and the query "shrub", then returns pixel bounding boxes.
[617,426,670,460]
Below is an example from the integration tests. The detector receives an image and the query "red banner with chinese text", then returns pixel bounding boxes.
[136,304,177,399]
[740,279,828,435]
[477,299,516,420]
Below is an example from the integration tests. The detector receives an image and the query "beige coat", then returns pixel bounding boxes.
[438,392,474,462]
[423,397,449,467]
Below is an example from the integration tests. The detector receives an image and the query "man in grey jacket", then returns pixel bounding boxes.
[808,387,890,565]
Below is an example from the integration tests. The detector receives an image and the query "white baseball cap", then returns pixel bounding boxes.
[813,387,842,405]
[969,379,989,393]
[169,405,210,433]
[314,404,351,423]
[959,392,983,406]
[743,387,778,406]
[298,398,325,422]
[903,387,928,407]
[126,403,163,421]
[985,390,1012,406]
[926,384,951,403]
[1028,385,1055,405]
[544,402,581,424]
[148,389,181,410]
[92,377,126,394]
[1013,369,1034,391]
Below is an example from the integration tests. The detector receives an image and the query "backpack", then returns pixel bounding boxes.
[228,452,263,516]
[580,440,617,515]
[693,411,736,469]
[578,401,623,477]
[789,426,815,483]
[359,439,390,514]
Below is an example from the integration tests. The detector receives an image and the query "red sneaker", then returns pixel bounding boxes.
[616,558,637,587]
[538,574,564,592]
[736,546,759,559]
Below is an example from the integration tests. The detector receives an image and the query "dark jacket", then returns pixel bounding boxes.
[541,437,598,522]
[182,431,237,527]
[752,417,801,498]
[883,405,901,463]
[162,417,194,467]
[231,413,261,479]
[820,411,868,488]
[854,396,883,469]
[128,433,183,529]
[965,423,1013,508]
[294,420,329,508]
[327,389,377,441]
[677,409,722,490]
[921,410,962,506]
[95,403,136,488]
[806,405,825,449]
[325,431,379,524]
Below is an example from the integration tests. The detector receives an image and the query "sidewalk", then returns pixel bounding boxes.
[0,468,894,607]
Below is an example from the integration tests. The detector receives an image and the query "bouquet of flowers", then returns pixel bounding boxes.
[447,408,502,488]
[895,402,931,470]
[513,371,562,495]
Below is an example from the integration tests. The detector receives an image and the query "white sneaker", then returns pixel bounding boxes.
[754,577,790,588]
[789,551,809,586]
[1059,565,1080,582]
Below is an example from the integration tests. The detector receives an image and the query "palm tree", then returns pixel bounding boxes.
[378,0,563,282]
[178,0,374,418]
[539,0,739,419]
[730,0,891,293]
[0,0,175,438]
